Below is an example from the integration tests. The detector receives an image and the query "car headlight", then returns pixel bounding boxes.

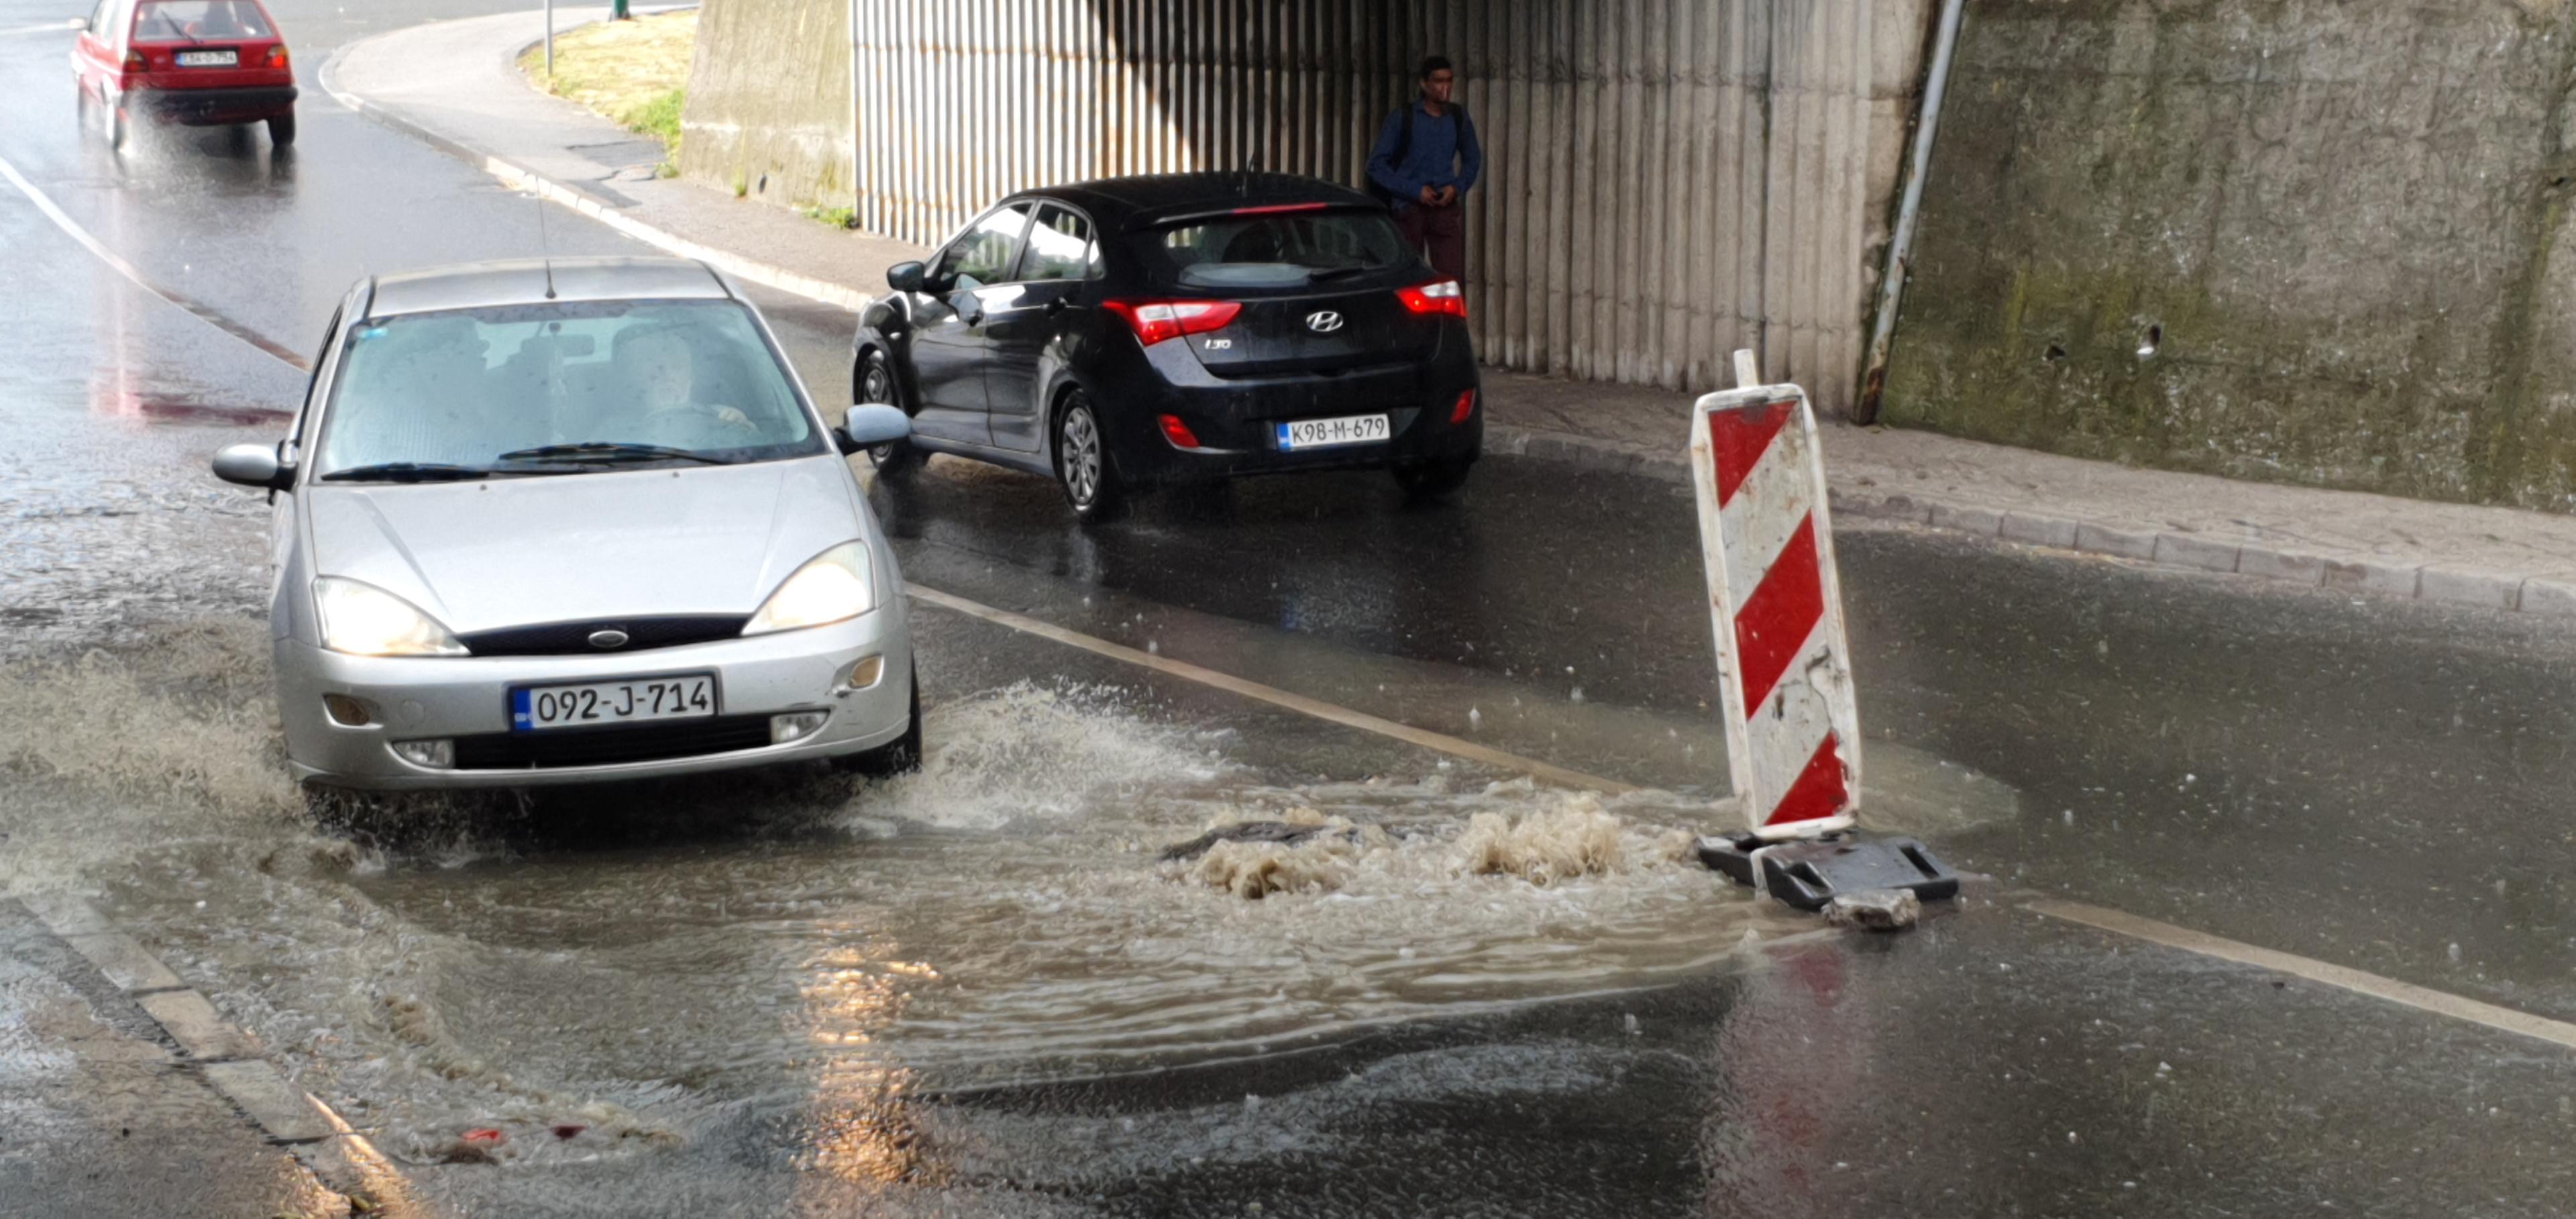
[744,541,875,636]
[314,576,468,657]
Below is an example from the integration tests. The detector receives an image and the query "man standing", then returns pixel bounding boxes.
[1368,55,1482,284]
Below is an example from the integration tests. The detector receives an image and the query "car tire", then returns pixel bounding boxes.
[1392,456,1475,500]
[109,103,127,152]
[1054,390,1126,521]
[833,666,922,779]
[857,350,920,476]
[268,111,296,147]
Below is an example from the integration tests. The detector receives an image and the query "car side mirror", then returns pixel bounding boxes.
[838,404,910,455]
[886,261,926,294]
[213,441,296,491]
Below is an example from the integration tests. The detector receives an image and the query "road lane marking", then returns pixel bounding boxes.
[2029,900,2576,1052]
[907,583,1640,796]
[0,19,82,37]
[0,148,313,369]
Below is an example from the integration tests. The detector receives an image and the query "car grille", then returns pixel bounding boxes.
[451,715,776,770]
[459,616,751,657]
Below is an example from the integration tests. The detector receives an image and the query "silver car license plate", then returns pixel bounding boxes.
[175,49,239,66]
[511,674,716,731]
[1276,413,1390,451]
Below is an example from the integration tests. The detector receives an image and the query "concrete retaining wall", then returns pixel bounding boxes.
[680,0,1937,411]
[1883,0,2576,511]
[678,0,851,211]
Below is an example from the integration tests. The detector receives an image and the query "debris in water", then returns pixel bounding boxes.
[551,1124,587,1140]
[1825,888,1921,932]
[463,1128,506,1146]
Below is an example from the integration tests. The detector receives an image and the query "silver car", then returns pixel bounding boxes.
[211,257,919,798]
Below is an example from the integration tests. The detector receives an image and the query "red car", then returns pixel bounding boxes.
[72,0,297,148]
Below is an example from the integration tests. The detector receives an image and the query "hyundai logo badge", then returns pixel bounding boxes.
[588,629,631,650]
[1305,310,1345,333]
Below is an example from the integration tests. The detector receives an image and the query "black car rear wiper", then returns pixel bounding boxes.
[319,463,496,483]
[1306,266,1379,282]
[496,443,733,466]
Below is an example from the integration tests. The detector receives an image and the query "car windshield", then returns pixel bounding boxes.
[133,0,273,40]
[314,300,823,480]
[1132,209,1414,290]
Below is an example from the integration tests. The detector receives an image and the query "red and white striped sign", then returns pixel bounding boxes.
[1688,376,1861,840]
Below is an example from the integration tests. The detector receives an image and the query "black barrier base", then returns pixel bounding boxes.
[1695,832,1960,912]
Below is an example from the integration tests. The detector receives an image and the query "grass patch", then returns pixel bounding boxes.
[519,10,695,157]
[804,205,857,229]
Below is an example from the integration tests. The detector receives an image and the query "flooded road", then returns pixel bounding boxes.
[8,1,2576,1214]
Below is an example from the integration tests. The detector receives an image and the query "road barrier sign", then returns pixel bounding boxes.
[1689,356,1861,841]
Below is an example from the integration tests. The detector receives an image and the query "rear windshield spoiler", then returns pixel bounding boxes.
[1128,201,1379,231]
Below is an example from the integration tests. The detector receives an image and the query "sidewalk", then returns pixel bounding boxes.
[324,10,2576,617]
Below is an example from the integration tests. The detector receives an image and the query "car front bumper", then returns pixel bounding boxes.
[276,606,911,790]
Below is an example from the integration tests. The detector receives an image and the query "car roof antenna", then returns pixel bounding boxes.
[1240,155,1258,197]
[535,192,558,300]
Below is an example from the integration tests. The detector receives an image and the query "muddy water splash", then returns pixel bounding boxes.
[0,616,2017,1171]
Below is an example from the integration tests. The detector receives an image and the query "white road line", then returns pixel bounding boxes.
[2029,900,2576,1052]
[908,584,1640,796]
[0,19,81,37]
[0,148,313,369]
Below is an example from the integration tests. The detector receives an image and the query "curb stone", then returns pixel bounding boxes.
[318,38,2567,622]
[18,894,401,1205]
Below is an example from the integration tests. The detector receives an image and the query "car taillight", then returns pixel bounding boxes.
[265,45,290,69]
[123,48,148,72]
[1397,280,1467,318]
[1450,389,1477,425]
[1158,415,1202,449]
[1102,299,1241,347]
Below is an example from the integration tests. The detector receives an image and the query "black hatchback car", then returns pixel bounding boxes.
[852,172,1482,519]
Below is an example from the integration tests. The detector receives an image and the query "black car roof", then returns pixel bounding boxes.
[1029,172,1381,227]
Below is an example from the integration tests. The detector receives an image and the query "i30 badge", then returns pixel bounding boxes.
[1305,310,1345,333]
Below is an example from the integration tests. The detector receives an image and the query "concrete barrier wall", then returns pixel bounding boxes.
[684,0,1937,410]
[678,0,851,210]
[1883,0,2576,511]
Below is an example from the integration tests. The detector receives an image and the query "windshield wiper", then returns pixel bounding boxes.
[319,462,496,483]
[496,443,734,466]
[1307,266,1379,282]
[146,13,203,43]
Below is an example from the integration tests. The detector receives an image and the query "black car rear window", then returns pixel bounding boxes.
[1129,208,1415,291]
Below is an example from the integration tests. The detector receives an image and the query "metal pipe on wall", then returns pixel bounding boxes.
[1853,0,1964,425]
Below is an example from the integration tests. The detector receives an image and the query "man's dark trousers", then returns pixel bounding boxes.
[1398,203,1467,284]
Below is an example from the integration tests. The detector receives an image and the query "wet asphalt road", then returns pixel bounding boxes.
[5,2,2576,1214]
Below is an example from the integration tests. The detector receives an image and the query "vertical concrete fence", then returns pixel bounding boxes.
[682,0,1939,411]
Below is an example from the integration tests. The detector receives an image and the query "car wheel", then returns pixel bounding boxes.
[1054,391,1125,521]
[833,666,922,778]
[857,350,920,475]
[268,111,296,147]
[109,103,127,152]
[1392,456,1475,500]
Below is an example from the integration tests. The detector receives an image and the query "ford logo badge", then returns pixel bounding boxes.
[1305,310,1345,333]
[588,629,631,649]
